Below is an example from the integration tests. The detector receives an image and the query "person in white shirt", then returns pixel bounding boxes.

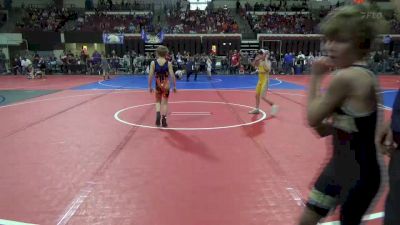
[21,57,33,78]
[307,52,315,73]
[297,51,306,73]
[206,57,212,79]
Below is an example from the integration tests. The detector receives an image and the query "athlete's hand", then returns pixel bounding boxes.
[253,57,261,66]
[311,56,334,76]
[376,121,398,156]
[314,120,333,137]
[254,55,262,61]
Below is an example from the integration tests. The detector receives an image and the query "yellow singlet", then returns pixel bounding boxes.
[255,62,270,96]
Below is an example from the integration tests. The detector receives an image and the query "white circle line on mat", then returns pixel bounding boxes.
[114,100,267,130]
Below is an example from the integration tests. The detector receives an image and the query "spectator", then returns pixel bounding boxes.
[230,50,240,74]
[21,57,33,78]
[283,52,294,74]
[186,57,196,81]
[0,50,6,74]
[394,58,400,74]
[296,51,306,73]
[12,58,20,75]
[307,52,315,72]
[221,56,229,74]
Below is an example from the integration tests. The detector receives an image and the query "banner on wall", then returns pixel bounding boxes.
[0,33,23,45]
[102,33,124,44]
[141,30,165,44]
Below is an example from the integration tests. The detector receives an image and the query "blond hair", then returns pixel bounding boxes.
[156,45,169,58]
[319,4,388,58]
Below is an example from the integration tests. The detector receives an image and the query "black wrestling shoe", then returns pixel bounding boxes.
[161,116,168,127]
[155,113,161,126]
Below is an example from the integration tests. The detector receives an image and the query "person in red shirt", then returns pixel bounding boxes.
[229,50,240,74]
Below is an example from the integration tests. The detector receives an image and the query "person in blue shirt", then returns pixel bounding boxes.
[185,57,196,81]
[375,1,400,224]
[283,53,294,75]
[376,90,400,225]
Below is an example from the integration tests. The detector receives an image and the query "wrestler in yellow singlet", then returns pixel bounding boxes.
[249,49,278,116]
[255,60,270,97]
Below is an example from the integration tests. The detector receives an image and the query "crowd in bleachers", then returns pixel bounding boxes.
[70,11,154,33]
[94,0,138,11]
[15,6,78,32]
[0,2,7,27]
[389,15,400,34]
[241,0,309,12]
[9,0,400,35]
[93,0,153,11]
[241,1,400,34]
[0,11,7,28]
[246,12,316,34]
[240,1,325,34]
[165,8,239,34]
